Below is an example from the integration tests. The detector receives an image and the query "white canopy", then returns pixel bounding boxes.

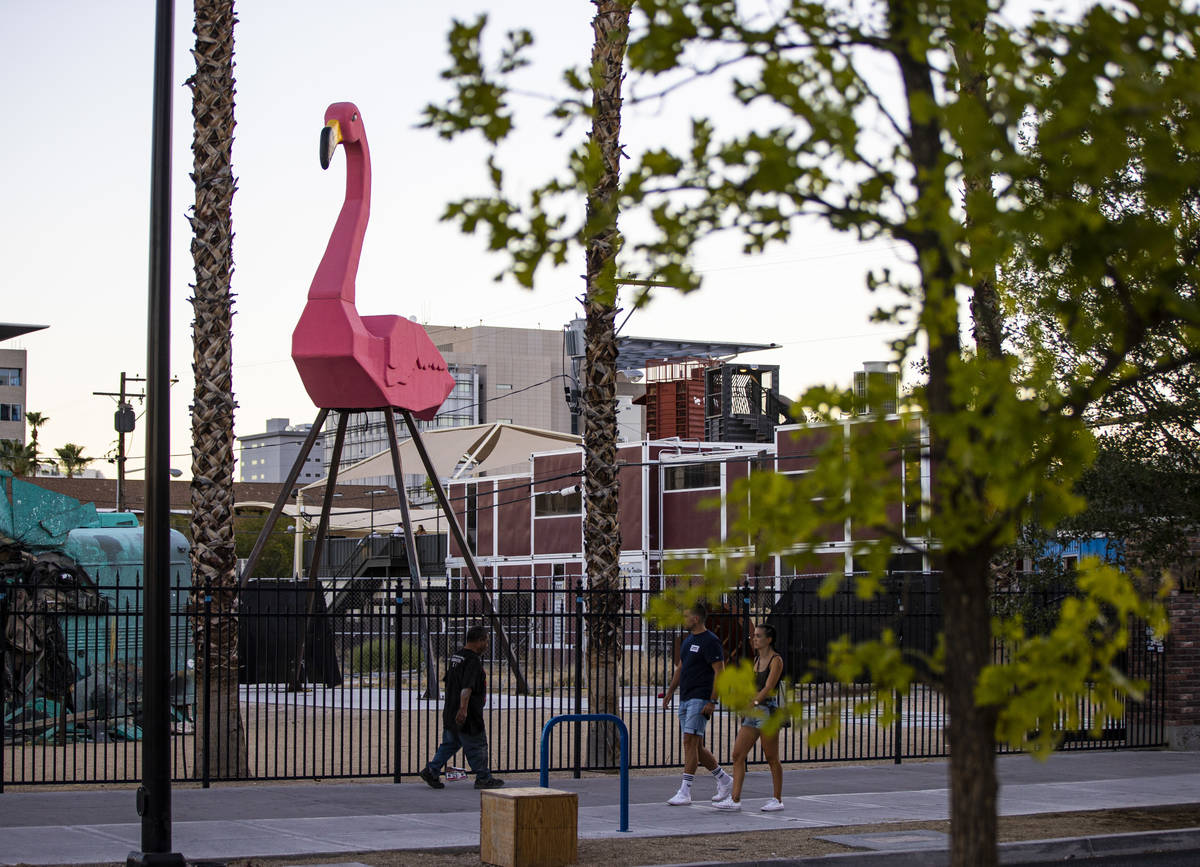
[236,501,441,537]
[300,422,580,491]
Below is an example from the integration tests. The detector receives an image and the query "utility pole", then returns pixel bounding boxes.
[94,372,146,512]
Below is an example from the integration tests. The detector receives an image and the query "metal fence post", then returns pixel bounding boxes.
[741,580,752,658]
[393,590,404,785]
[893,573,903,765]
[202,586,212,788]
[0,579,7,794]
[574,580,584,779]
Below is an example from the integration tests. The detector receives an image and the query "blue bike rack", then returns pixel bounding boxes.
[539,713,629,833]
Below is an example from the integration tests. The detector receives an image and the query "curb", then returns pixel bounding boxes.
[651,827,1200,866]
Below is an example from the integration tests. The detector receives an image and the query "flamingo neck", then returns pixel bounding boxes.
[308,136,371,302]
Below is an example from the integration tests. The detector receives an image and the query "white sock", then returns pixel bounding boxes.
[712,766,732,784]
[680,773,694,793]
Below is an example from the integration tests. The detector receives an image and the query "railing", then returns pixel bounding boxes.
[0,573,1167,788]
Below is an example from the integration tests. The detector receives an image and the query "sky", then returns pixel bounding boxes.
[3,0,925,480]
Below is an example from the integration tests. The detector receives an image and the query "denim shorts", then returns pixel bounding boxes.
[678,697,712,736]
[741,700,778,730]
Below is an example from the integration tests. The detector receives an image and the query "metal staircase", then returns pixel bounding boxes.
[704,363,792,443]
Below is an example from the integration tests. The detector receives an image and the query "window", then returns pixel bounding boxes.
[0,403,22,422]
[495,383,512,391]
[664,462,720,491]
[0,368,21,387]
[535,488,582,517]
[466,487,478,552]
[500,592,532,615]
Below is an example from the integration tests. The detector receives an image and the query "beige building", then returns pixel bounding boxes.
[316,325,573,494]
[426,324,576,434]
[314,322,775,492]
[0,324,47,443]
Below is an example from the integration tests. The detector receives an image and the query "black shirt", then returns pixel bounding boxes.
[679,629,724,701]
[443,647,487,735]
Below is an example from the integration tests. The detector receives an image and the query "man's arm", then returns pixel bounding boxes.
[662,663,682,710]
[702,659,723,717]
[455,687,472,726]
[455,654,482,726]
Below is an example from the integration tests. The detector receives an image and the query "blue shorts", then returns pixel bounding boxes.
[741,700,778,730]
[678,697,712,736]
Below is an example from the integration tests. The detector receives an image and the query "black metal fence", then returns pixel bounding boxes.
[0,572,1166,789]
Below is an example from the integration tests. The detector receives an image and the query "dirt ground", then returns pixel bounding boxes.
[199,803,1200,866]
[3,688,950,785]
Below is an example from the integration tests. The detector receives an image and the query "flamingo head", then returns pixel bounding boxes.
[320,102,365,170]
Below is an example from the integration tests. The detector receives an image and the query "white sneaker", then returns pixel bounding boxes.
[667,789,692,806]
[712,795,741,812]
[761,797,785,812]
[711,777,733,802]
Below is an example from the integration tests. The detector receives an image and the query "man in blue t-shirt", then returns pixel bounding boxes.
[662,602,734,805]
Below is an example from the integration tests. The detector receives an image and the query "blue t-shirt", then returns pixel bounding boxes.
[679,629,724,701]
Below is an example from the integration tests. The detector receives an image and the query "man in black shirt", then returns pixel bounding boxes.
[419,625,504,789]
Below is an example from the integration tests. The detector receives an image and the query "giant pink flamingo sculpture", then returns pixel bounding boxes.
[291,102,454,417]
[241,102,528,695]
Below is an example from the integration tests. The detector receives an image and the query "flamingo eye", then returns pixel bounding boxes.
[352,113,358,121]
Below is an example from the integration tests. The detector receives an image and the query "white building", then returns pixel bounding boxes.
[238,418,325,484]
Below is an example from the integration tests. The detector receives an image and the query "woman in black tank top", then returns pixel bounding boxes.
[712,623,786,812]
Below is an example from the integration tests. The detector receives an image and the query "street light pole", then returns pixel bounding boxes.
[368,489,387,537]
[293,489,305,579]
[128,0,184,863]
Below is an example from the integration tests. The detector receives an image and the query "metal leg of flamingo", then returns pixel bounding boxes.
[383,409,439,700]
[237,408,330,587]
[287,411,349,692]
[398,409,530,694]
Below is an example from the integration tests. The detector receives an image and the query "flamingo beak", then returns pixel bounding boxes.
[319,119,343,170]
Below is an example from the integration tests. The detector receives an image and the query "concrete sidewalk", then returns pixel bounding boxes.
[1,750,1199,865]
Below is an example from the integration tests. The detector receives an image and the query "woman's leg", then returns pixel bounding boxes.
[761,730,783,800]
[729,724,760,802]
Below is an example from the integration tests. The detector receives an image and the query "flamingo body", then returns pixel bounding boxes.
[292,103,453,420]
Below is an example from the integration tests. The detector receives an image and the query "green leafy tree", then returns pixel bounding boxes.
[1003,77,1200,581]
[425,2,1200,862]
[52,443,93,478]
[233,513,293,579]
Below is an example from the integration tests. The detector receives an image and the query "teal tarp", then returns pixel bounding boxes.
[0,470,101,549]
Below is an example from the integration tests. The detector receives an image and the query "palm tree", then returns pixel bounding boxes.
[25,411,48,467]
[53,443,93,478]
[0,439,38,476]
[581,0,631,766]
[186,0,247,779]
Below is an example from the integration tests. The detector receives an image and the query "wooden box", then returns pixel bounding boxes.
[480,786,578,867]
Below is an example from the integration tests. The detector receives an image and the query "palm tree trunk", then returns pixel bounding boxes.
[582,0,631,767]
[187,0,247,779]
